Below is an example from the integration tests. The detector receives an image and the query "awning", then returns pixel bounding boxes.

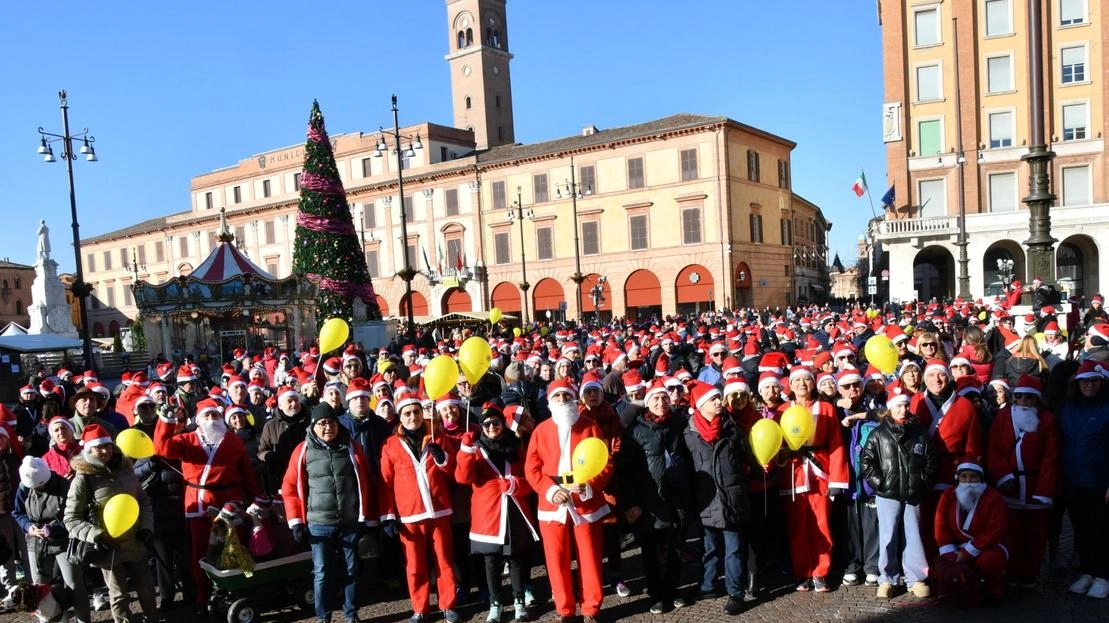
[0,334,84,353]
[415,311,519,326]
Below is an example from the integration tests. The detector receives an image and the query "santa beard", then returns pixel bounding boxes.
[199,419,228,443]
[955,482,987,511]
[1011,405,1039,433]
[549,399,580,428]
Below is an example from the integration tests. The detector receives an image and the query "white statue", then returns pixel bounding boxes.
[37,219,51,261]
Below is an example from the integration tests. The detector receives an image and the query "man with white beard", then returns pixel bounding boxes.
[155,397,262,615]
[933,462,1008,604]
[524,379,612,623]
[986,374,1060,588]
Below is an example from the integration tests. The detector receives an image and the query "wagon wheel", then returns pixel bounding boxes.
[227,598,257,623]
[293,579,315,613]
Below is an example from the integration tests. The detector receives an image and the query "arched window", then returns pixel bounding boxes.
[493,30,501,47]
[13,277,20,289]
[1,280,7,290]
[93,322,104,337]
[465,96,472,110]
[465,28,473,46]
[14,300,22,315]
[495,95,500,108]
[457,31,466,49]
[486,27,492,44]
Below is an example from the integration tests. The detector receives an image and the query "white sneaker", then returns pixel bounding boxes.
[842,572,859,586]
[865,573,880,586]
[615,581,632,597]
[523,587,536,608]
[1070,574,1095,594]
[487,602,502,622]
[1087,578,1109,599]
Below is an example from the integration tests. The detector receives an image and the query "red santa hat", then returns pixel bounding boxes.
[886,386,911,407]
[622,370,645,393]
[675,369,693,383]
[924,359,950,378]
[345,377,371,400]
[988,378,1010,393]
[80,423,112,449]
[757,372,781,392]
[18,385,35,398]
[885,324,909,344]
[579,377,603,397]
[688,381,721,411]
[643,380,668,403]
[225,405,248,422]
[835,367,863,386]
[276,385,299,403]
[546,378,576,401]
[955,461,984,476]
[176,365,197,383]
[1087,321,1109,345]
[131,371,149,387]
[435,392,461,411]
[816,371,836,389]
[394,389,423,413]
[1043,321,1060,335]
[1013,374,1042,398]
[195,398,224,419]
[48,416,75,435]
[87,382,111,401]
[322,357,342,375]
[788,365,814,383]
[949,356,972,370]
[246,380,266,395]
[1074,359,1107,381]
[226,375,247,389]
[57,368,73,380]
[955,376,981,397]
[723,379,750,396]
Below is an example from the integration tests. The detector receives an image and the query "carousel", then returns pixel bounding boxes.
[132,209,317,363]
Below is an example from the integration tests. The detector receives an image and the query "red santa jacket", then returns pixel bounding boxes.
[524,414,612,525]
[154,417,261,518]
[911,391,983,489]
[775,399,849,495]
[281,435,377,527]
[935,486,1009,559]
[455,431,539,545]
[986,407,1061,509]
[378,427,456,524]
[116,383,147,426]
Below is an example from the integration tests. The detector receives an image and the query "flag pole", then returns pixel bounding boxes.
[863,169,878,219]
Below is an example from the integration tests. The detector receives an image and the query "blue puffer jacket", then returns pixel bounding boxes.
[1059,394,1109,490]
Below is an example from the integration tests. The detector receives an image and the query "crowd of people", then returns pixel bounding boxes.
[2,292,1109,623]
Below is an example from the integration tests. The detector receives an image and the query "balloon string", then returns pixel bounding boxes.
[763,472,767,518]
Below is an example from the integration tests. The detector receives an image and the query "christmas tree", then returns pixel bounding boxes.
[292,100,381,326]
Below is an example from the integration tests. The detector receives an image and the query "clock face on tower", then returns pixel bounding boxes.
[462,65,471,76]
[689,272,701,284]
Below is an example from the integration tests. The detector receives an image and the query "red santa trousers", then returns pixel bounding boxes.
[1006,508,1049,580]
[188,517,212,604]
[783,491,833,578]
[969,547,1007,601]
[539,520,604,617]
[400,516,457,614]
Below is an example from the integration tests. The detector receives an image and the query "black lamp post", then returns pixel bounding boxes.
[374,95,422,344]
[37,90,98,372]
[997,257,1015,291]
[556,156,591,323]
[508,188,534,324]
[1022,0,1058,288]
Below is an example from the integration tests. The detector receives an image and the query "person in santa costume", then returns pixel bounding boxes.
[776,366,849,593]
[377,390,460,623]
[986,374,1060,588]
[909,359,983,555]
[154,397,262,615]
[455,403,538,623]
[524,378,613,623]
[934,462,1009,604]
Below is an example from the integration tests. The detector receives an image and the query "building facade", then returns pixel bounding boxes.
[78,0,831,343]
[0,260,34,329]
[877,0,1107,302]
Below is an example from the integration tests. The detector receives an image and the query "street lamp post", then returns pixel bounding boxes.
[997,258,1015,291]
[951,16,971,300]
[556,156,591,323]
[1022,0,1058,288]
[508,188,534,324]
[374,94,422,344]
[37,90,98,372]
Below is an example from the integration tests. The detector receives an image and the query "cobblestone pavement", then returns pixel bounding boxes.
[9,536,1105,623]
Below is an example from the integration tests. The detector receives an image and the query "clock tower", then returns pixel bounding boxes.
[445,0,515,150]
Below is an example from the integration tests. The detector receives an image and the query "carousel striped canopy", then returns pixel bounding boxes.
[191,241,277,282]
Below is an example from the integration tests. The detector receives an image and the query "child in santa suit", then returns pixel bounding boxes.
[776,366,849,593]
[934,462,1009,602]
[986,374,1060,587]
[524,379,613,623]
[377,390,460,623]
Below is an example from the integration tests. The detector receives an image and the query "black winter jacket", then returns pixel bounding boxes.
[860,417,937,505]
[683,417,750,530]
[615,413,692,528]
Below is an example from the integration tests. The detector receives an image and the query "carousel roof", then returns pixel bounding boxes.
[191,240,276,282]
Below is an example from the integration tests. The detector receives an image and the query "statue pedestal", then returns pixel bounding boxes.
[28,259,79,338]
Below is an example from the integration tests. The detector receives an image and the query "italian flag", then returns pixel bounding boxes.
[851,170,867,197]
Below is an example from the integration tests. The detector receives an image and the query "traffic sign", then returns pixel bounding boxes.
[867,276,878,286]
[868,285,878,295]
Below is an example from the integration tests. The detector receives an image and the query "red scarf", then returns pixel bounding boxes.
[692,411,723,444]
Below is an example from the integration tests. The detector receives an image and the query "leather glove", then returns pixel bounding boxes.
[292,524,307,544]
[426,443,446,465]
[827,487,847,499]
[381,520,399,539]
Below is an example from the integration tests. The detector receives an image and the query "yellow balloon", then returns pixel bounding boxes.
[424,355,460,400]
[570,437,609,484]
[864,334,899,374]
[103,493,140,538]
[490,307,503,325]
[458,336,492,385]
[1034,332,1045,343]
[116,428,155,460]
[749,418,784,467]
[540,327,549,337]
[318,318,350,354]
[780,404,815,452]
[513,327,522,338]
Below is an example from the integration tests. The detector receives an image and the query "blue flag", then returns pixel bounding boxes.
[880,185,895,209]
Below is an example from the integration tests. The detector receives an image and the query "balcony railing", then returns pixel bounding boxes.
[875,216,958,240]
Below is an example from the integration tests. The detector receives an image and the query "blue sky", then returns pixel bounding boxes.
[1,1,886,274]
